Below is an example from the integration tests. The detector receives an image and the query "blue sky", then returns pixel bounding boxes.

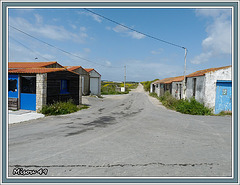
[8,8,232,82]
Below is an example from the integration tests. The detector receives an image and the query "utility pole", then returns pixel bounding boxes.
[183,48,187,99]
[124,65,126,92]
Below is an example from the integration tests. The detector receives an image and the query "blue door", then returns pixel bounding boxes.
[8,74,18,98]
[215,81,232,114]
[20,76,36,111]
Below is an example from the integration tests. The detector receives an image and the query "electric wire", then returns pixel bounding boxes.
[84,8,186,50]
[10,36,52,61]
[9,25,123,69]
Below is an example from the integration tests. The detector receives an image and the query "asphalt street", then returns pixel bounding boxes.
[8,84,232,177]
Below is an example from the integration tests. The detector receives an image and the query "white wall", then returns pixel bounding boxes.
[172,81,183,99]
[89,70,101,78]
[186,76,205,104]
[150,83,154,93]
[155,83,161,97]
[204,67,232,110]
[89,70,101,95]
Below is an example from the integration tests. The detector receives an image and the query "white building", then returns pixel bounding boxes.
[185,66,232,113]
[168,76,184,99]
[85,68,101,96]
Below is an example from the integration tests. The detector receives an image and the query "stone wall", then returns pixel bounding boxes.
[36,73,47,112]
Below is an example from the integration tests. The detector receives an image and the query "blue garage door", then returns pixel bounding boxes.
[215,81,232,114]
[20,76,36,111]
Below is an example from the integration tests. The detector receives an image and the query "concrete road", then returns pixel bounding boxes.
[8,84,232,177]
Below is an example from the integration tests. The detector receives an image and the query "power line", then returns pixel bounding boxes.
[84,8,186,50]
[9,25,123,69]
[10,36,51,61]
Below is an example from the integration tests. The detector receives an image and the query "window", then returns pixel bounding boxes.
[21,76,36,94]
[193,78,197,97]
[60,80,69,94]
[9,79,17,92]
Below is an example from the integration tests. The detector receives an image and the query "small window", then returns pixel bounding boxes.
[9,79,17,92]
[60,80,69,94]
[21,76,36,94]
[222,89,227,95]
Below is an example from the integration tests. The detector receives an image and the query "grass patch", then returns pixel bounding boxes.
[159,92,179,110]
[215,111,232,116]
[41,100,89,116]
[149,92,159,99]
[101,82,138,95]
[150,91,213,115]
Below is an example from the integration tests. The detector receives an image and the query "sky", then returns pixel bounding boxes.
[8,8,232,82]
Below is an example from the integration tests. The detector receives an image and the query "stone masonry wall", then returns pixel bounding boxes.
[36,73,47,112]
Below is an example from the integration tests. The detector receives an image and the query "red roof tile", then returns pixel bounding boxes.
[187,65,231,78]
[84,68,101,76]
[64,66,87,72]
[8,68,67,74]
[164,76,184,84]
[84,68,94,73]
[9,62,60,69]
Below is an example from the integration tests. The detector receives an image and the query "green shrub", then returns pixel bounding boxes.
[41,100,88,116]
[149,92,159,99]
[175,98,212,115]
[160,91,178,110]
[152,91,212,115]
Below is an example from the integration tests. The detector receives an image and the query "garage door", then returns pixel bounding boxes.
[215,80,232,114]
[90,78,99,95]
[20,76,36,111]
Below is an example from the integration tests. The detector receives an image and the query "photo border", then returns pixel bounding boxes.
[1,0,239,184]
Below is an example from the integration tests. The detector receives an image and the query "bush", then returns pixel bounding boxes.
[41,100,88,116]
[175,98,212,115]
[160,91,178,110]
[149,92,159,99]
[152,91,213,115]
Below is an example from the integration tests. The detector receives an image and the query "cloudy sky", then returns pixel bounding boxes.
[8,8,232,82]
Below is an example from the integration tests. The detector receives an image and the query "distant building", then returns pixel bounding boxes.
[151,77,183,98]
[64,66,90,96]
[165,76,184,100]
[84,68,101,96]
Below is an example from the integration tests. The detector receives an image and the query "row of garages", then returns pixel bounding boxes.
[8,61,101,111]
[150,65,232,114]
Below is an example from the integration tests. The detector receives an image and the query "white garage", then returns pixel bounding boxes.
[85,68,101,96]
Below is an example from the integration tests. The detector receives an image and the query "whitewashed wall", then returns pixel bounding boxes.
[172,81,183,99]
[89,70,101,95]
[186,76,205,104]
[204,67,232,110]
[155,83,161,97]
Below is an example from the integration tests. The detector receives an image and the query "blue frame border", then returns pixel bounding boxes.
[2,1,238,184]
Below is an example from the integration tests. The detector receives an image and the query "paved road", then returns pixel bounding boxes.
[8,84,232,177]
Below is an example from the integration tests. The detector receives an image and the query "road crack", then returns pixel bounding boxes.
[10,162,218,168]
